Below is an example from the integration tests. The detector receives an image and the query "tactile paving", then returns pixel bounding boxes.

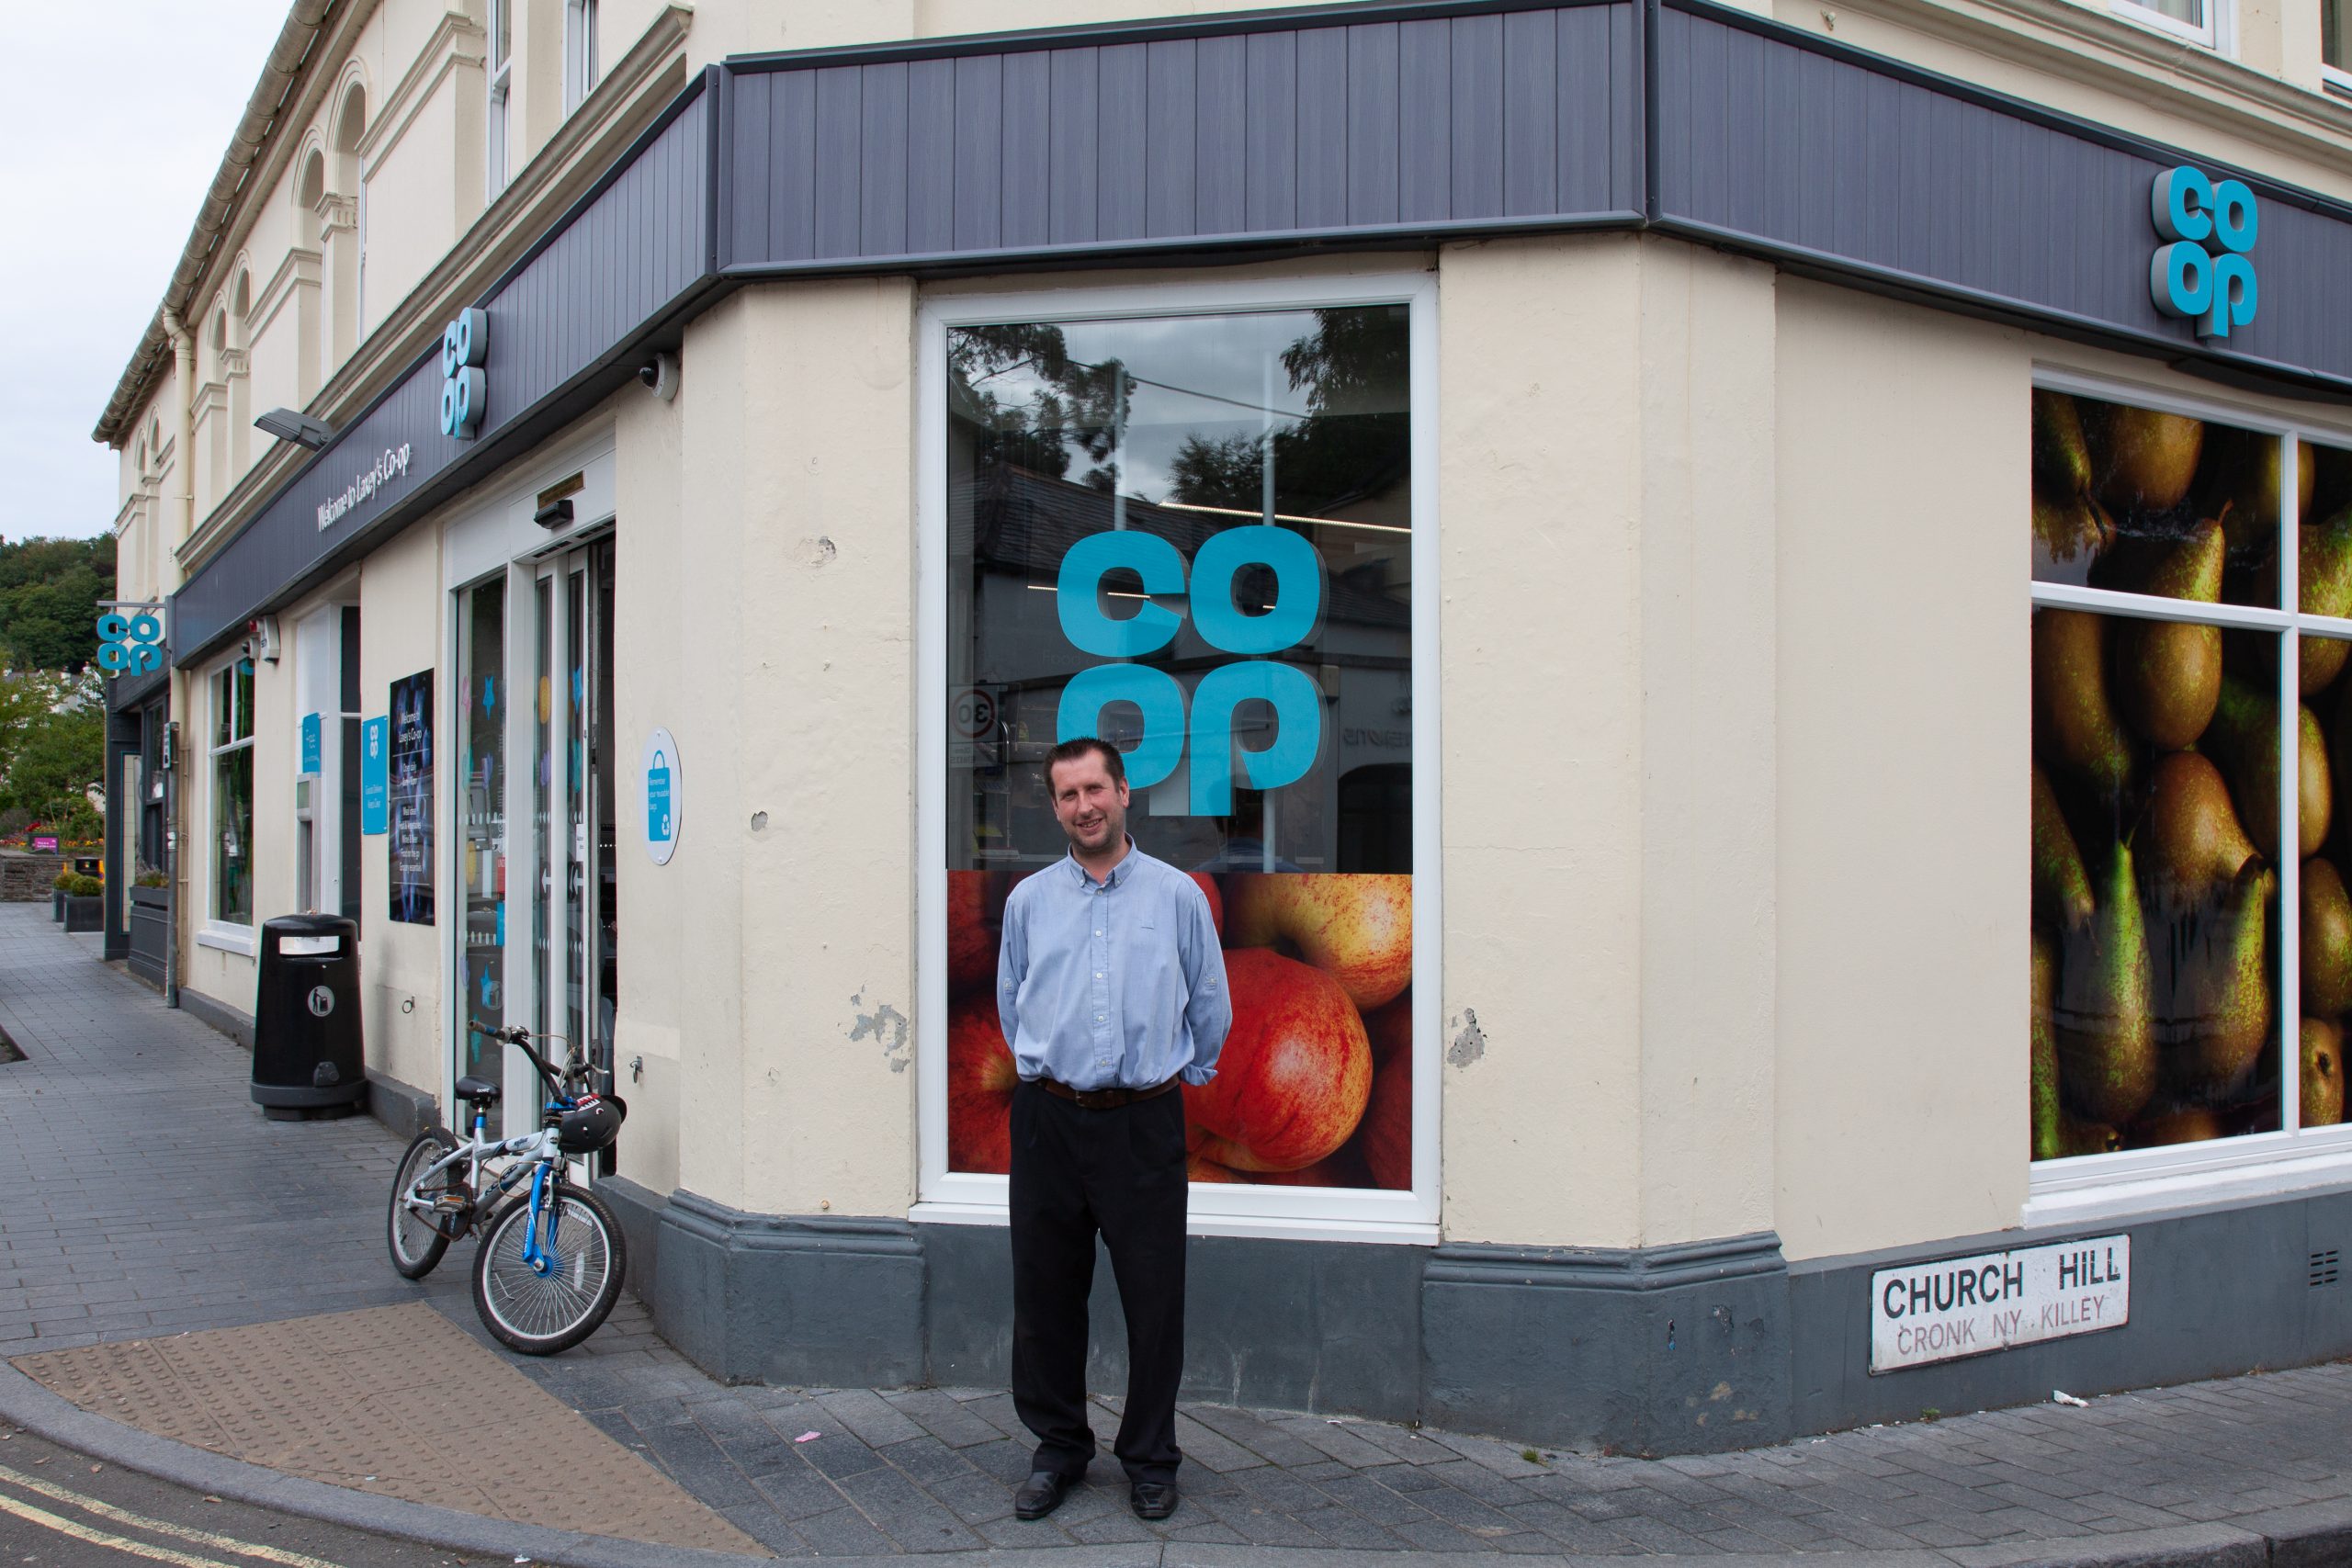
[11,1301,766,1556]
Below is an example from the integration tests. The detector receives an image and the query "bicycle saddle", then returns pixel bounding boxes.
[455,1075,502,1103]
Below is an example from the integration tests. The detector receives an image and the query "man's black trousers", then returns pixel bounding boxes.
[1008,1078,1188,1484]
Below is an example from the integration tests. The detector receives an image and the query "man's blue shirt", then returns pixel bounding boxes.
[997,840,1231,1091]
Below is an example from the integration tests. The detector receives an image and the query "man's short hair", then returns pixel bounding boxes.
[1046,736,1126,789]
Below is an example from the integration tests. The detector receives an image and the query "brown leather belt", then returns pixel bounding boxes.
[1035,1077,1179,1110]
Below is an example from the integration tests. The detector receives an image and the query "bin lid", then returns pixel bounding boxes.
[262,914,359,936]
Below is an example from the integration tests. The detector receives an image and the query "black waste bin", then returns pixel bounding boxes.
[252,914,366,1120]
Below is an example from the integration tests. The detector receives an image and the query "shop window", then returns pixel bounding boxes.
[2031,384,2352,1184]
[926,281,1433,1230]
[209,656,255,926]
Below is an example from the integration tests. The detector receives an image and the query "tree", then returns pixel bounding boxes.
[0,536,118,673]
[0,671,104,832]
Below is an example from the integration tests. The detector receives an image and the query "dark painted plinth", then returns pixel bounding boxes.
[1423,1234,1792,1454]
[614,1181,2352,1455]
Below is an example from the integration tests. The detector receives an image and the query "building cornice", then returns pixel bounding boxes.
[176,5,695,574]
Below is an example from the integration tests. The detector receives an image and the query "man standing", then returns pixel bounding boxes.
[996,736,1231,1523]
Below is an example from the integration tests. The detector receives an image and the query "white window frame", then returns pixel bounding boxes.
[486,0,513,196]
[2109,0,2223,51]
[2027,366,2352,1229]
[564,0,599,114]
[200,652,257,950]
[912,270,1442,1245]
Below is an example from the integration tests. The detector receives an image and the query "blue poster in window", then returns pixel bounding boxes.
[361,716,388,835]
[389,672,434,925]
[300,713,322,775]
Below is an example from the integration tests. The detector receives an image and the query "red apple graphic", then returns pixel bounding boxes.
[1225,874,1411,1009]
[946,990,1017,1174]
[1184,948,1371,1172]
[1351,990,1412,1190]
[946,871,996,995]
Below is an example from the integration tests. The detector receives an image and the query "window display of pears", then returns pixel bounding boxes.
[2023,390,2352,1161]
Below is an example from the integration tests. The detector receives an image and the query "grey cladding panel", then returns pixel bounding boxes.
[725,4,1638,268]
[1654,7,2352,383]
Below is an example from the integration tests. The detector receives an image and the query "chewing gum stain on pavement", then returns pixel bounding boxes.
[11,1301,767,1555]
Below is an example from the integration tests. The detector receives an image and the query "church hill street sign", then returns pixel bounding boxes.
[1870,1235,2131,1372]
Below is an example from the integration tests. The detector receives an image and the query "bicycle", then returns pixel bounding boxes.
[385,1023,629,1354]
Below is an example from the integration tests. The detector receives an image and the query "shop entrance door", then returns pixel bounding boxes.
[527,539,618,1162]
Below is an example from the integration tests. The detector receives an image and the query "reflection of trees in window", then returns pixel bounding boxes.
[1167,307,1410,518]
[949,323,1127,487]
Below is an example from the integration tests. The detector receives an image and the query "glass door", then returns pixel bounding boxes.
[456,578,509,1131]
[526,541,616,1167]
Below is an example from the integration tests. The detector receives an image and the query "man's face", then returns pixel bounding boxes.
[1049,750,1129,858]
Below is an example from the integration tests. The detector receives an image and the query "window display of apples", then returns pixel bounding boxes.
[946,989,1018,1174]
[1349,990,1412,1190]
[1183,948,1374,1173]
[1224,873,1412,1010]
[946,867,1220,998]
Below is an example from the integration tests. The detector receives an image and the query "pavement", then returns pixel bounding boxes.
[2,903,2351,1568]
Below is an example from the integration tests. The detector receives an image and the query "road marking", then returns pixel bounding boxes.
[0,1462,344,1568]
[0,1488,249,1568]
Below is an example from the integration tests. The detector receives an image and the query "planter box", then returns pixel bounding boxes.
[51,890,64,921]
[63,895,104,933]
[128,886,169,985]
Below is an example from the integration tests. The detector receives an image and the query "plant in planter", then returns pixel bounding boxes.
[62,874,104,933]
[51,870,74,922]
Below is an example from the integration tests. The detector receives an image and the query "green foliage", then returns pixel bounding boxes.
[135,871,167,888]
[0,673,104,826]
[66,874,101,897]
[0,536,116,673]
[51,870,73,890]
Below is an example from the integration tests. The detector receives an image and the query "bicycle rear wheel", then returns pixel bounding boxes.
[470,1180,627,1354]
[388,1128,460,1280]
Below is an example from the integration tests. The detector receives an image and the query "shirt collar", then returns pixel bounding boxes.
[1064,836,1138,890]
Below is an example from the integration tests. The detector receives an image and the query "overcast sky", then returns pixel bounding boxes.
[0,0,291,542]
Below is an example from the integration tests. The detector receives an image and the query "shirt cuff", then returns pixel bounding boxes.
[1178,1064,1217,1087]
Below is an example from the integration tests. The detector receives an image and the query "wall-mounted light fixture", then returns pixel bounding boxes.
[254,409,334,449]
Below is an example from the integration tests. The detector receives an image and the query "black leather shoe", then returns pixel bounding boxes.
[1014,1470,1079,1520]
[1130,1479,1178,1520]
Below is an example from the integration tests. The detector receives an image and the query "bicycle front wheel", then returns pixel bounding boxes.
[388,1128,459,1280]
[471,1181,627,1354]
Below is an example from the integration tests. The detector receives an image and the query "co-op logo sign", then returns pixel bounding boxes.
[2150,165,2258,340]
[439,307,489,439]
[1054,525,1321,816]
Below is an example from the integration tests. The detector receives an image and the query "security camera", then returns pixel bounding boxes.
[638,353,678,402]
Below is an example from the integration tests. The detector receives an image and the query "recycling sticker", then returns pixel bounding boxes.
[643,727,682,865]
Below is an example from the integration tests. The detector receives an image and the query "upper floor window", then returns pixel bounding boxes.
[487,0,513,195]
[2113,0,2219,49]
[2324,0,2352,83]
[564,0,599,114]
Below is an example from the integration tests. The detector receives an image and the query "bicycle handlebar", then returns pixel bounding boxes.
[495,1024,599,1099]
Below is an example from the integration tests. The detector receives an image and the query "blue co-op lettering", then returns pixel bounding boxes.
[2150,165,2258,340]
[1054,525,1322,816]
[439,307,488,438]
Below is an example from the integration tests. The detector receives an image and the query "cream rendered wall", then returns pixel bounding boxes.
[1433,233,1779,1250]
[610,382,684,1199]
[1771,279,2024,1264]
[644,278,920,1220]
[359,520,447,1103]
[356,14,487,341]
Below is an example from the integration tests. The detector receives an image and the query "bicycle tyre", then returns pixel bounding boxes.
[388,1127,460,1280]
[470,1181,627,1354]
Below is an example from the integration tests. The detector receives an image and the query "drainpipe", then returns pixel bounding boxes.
[161,309,195,1010]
